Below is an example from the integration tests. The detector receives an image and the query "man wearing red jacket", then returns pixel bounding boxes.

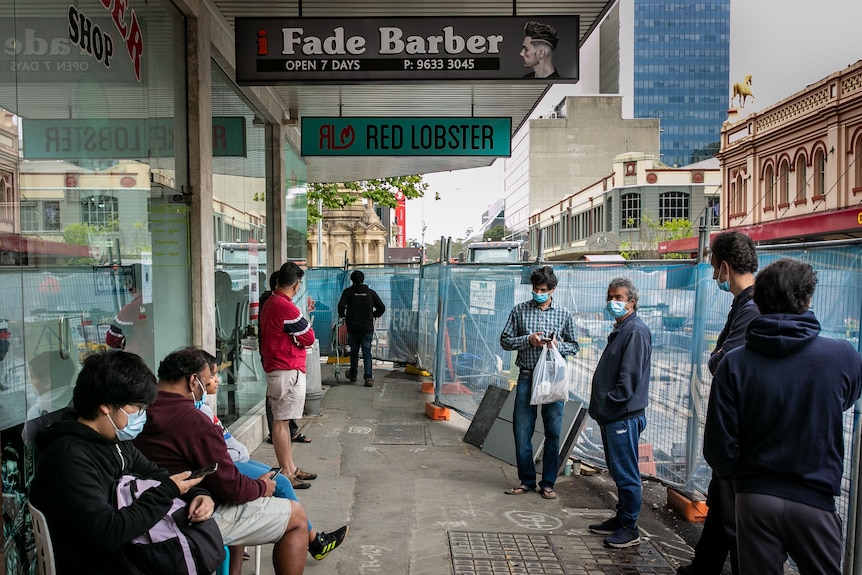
[260,262,317,486]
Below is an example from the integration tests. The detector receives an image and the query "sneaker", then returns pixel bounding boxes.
[309,526,349,560]
[588,516,622,535]
[604,526,640,548]
[364,378,373,387]
[347,375,357,383]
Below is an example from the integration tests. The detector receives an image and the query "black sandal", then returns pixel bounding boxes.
[291,433,312,444]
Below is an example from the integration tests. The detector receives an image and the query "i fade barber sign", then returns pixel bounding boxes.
[234,16,579,84]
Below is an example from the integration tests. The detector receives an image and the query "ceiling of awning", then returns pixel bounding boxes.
[211,0,615,183]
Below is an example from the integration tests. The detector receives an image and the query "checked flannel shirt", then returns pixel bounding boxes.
[500,297,580,370]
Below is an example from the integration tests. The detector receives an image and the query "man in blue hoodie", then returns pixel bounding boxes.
[587,277,652,549]
[704,259,862,575]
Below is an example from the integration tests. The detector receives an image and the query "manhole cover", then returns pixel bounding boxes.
[371,424,426,445]
[449,531,568,575]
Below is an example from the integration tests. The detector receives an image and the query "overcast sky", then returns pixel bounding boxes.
[405,0,862,243]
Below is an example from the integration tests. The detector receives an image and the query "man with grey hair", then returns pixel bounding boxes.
[520,21,560,79]
[587,278,652,548]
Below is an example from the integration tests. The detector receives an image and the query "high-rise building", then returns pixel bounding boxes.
[608,0,731,167]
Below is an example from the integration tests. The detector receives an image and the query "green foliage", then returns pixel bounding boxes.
[423,237,469,262]
[482,225,508,241]
[619,211,693,260]
[307,175,431,226]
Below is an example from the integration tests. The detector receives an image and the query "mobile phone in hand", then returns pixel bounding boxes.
[269,467,282,479]
[188,462,218,479]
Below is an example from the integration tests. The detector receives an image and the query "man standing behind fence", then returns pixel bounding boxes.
[338,270,385,387]
[500,266,579,501]
[704,259,862,575]
[678,230,759,575]
[587,277,651,549]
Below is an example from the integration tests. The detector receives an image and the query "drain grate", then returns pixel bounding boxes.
[449,531,676,575]
[371,424,427,445]
[449,531,568,575]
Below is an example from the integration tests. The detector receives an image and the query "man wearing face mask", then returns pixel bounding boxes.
[500,266,579,500]
[587,278,651,549]
[260,262,317,488]
[29,351,213,575]
[678,231,759,575]
[135,348,310,575]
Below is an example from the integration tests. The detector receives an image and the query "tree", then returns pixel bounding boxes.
[306,176,433,226]
[482,225,509,241]
[423,237,469,262]
[619,211,693,260]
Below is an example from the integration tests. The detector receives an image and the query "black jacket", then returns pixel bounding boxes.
[704,311,862,511]
[29,417,202,574]
[338,284,385,334]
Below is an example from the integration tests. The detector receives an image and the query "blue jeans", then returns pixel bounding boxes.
[234,459,313,531]
[600,415,646,529]
[512,368,564,490]
[348,332,374,379]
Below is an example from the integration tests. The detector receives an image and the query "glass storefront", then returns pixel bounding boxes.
[1,1,188,571]
[210,63,267,426]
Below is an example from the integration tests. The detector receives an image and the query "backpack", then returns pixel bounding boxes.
[115,474,225,575]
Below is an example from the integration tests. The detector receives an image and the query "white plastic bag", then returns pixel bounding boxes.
[530,344,569,405]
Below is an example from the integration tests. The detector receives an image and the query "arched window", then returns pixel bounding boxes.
[854,135,862,191]
[778,160,790,205]
[796,160,807,202]
[735,174,744,214]
[764,165,775,209]
[620,193,640,229]
[659,191,689,222]
[813,149,826,198]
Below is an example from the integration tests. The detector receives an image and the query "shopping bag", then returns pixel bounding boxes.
[530,344,569,405]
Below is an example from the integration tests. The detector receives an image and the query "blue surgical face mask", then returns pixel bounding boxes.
[193,375,207,410]
[108,407,147,442]
[716,262,730,292]
[532,291,550,304]
[606,300,629,319]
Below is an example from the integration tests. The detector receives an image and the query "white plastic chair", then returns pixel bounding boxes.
[28,502,56,575]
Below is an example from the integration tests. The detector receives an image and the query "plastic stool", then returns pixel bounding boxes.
[216,546,229,575]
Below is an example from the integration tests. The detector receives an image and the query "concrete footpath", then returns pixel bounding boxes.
[240,366,702,575]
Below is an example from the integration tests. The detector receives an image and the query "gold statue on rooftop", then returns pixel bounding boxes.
[732,75,755,108]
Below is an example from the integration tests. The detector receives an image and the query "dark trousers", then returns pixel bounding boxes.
[348,332,374,380]
[690,476,739,575]
[736,492,841,575]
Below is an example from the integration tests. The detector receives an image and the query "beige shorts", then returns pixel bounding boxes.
[266,369,306,420]
[213,497,291,546]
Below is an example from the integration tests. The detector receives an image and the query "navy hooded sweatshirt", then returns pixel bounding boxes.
[704,311,862,511]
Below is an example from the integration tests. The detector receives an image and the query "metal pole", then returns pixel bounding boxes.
[317,197,323,267]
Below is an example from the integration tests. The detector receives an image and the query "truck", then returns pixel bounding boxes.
[464,241,526,264]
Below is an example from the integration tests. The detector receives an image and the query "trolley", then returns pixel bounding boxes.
[328,318,350,382]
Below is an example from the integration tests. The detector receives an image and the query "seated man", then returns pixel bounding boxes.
[196,349,348,560]
[29,351,213,575]
[134,348,308,575]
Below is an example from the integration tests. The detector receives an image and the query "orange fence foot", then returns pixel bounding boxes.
[666,487,708,523]
[424,402,450,421]
[421,381,434,394]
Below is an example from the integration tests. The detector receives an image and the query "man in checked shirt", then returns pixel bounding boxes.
[500,266,580,500]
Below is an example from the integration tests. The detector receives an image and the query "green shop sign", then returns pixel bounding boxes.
[22,117,246,159]
[301,117,511,156]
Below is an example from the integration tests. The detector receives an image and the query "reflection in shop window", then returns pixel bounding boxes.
[45,200,61,230]
[81,194,118,228]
